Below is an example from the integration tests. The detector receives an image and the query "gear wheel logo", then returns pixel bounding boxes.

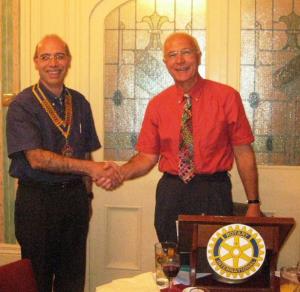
[207,223,266,281]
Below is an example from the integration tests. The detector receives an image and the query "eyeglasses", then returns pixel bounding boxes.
[37,53,68,62]
[165,48,197,59]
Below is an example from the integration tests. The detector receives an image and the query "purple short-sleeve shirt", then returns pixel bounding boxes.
[6,82,101,183]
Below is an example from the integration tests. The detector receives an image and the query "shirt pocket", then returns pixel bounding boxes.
[197,119,230,153]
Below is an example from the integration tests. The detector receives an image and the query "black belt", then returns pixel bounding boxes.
[163,171,228,181]
[18,179,83,191]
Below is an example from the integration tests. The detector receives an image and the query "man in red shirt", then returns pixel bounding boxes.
[100,32,262,242]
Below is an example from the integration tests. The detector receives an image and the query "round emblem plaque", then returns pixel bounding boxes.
[206,223,266,283]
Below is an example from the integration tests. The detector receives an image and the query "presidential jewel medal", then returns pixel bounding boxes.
[62,143,73,157]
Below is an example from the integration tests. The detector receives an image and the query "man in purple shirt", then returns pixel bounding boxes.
[6,34,121,292]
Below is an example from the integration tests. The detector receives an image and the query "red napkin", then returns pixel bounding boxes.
[160,284,189,291]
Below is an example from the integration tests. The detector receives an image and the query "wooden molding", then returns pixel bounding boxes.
[2,93,16,107]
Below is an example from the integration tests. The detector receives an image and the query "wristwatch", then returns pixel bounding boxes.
[247,199,260,204]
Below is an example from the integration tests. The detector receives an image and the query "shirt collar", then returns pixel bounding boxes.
[176,75,205,103]
[38,81,66,102]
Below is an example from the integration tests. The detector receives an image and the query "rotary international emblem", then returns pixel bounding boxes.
[207,223,266,282]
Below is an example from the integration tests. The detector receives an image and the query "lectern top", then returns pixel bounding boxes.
[178,215,295,252]
[178,214,294,226]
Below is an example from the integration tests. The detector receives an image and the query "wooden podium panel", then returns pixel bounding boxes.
[178,215,295,292]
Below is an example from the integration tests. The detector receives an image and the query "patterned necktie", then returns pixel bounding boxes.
[178,94,195,183]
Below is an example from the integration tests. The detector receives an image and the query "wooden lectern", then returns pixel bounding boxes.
[178,215,295,292]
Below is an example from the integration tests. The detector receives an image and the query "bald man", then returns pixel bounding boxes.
[103,32,262,243]
[6,34,121,292]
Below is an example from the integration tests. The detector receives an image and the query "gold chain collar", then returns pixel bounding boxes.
[32,83,73,139]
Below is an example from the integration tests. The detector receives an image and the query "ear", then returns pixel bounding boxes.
[34,58,39,70]
[67,56,72,68]
[197,51,202,66]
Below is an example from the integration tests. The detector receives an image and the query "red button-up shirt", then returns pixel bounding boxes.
[136,76,254,174]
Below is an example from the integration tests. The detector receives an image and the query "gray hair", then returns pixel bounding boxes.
[163,32,201,60]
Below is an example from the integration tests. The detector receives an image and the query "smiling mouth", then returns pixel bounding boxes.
[175,67,189,72]
[47,70,61,76]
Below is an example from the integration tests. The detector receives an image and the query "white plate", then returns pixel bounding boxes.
[182,288,206,292]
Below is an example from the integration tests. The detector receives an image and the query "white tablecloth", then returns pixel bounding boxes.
[96,272,160,292]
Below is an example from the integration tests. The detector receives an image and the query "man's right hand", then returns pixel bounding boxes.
[92,161,124,190]
[92,152,159,191]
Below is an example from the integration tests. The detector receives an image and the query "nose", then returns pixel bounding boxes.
[48,57,58,66]
[175,53,184,63]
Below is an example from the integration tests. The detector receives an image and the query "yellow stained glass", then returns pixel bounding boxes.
[122,30,136,50]
[105,8,119,29]
[157,0,174,20]
[105,30,119,63]
[241,0,255,29]
[193,0,206,29]
[136,0,155,23]
[120,0,136,29]
[256,0,273,29]
[175,0,192,30]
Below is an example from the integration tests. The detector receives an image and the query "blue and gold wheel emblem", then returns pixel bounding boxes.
[207,224,266,282]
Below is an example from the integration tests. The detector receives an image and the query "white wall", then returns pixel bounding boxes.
[231,165,300,266]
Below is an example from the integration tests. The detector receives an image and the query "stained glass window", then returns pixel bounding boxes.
[241,0,300,165]
[104,0,206,160]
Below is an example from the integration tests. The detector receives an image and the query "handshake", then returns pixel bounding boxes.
[87,152,158,191]
[89,161,125,191]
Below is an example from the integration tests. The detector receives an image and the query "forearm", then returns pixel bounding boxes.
[238,161,259,201]
[121,152,159,180]
[26,149,123,191]
[233,145,259,200]
[233,144,261,216]
[82,152,93,193]
[25,148,97,177]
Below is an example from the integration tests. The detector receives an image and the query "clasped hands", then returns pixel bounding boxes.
[91,161,124,190]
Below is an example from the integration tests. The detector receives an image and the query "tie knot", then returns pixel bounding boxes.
[183,94,191,106]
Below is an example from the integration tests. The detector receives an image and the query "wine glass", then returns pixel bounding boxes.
[161,242,181,291]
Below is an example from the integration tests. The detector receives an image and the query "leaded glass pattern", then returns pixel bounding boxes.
[104,0,206,160]
[241,0,300,165]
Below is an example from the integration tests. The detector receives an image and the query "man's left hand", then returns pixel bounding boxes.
[245,203,263,217]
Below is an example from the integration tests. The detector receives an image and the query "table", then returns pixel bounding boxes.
[95,270,283,292]
[95,272,190,292]
[95,272,161,292]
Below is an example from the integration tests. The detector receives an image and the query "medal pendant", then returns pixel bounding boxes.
[62,144,73,157]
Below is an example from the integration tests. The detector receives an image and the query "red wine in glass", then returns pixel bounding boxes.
[163,263,180,278]
[161,242,180,291]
